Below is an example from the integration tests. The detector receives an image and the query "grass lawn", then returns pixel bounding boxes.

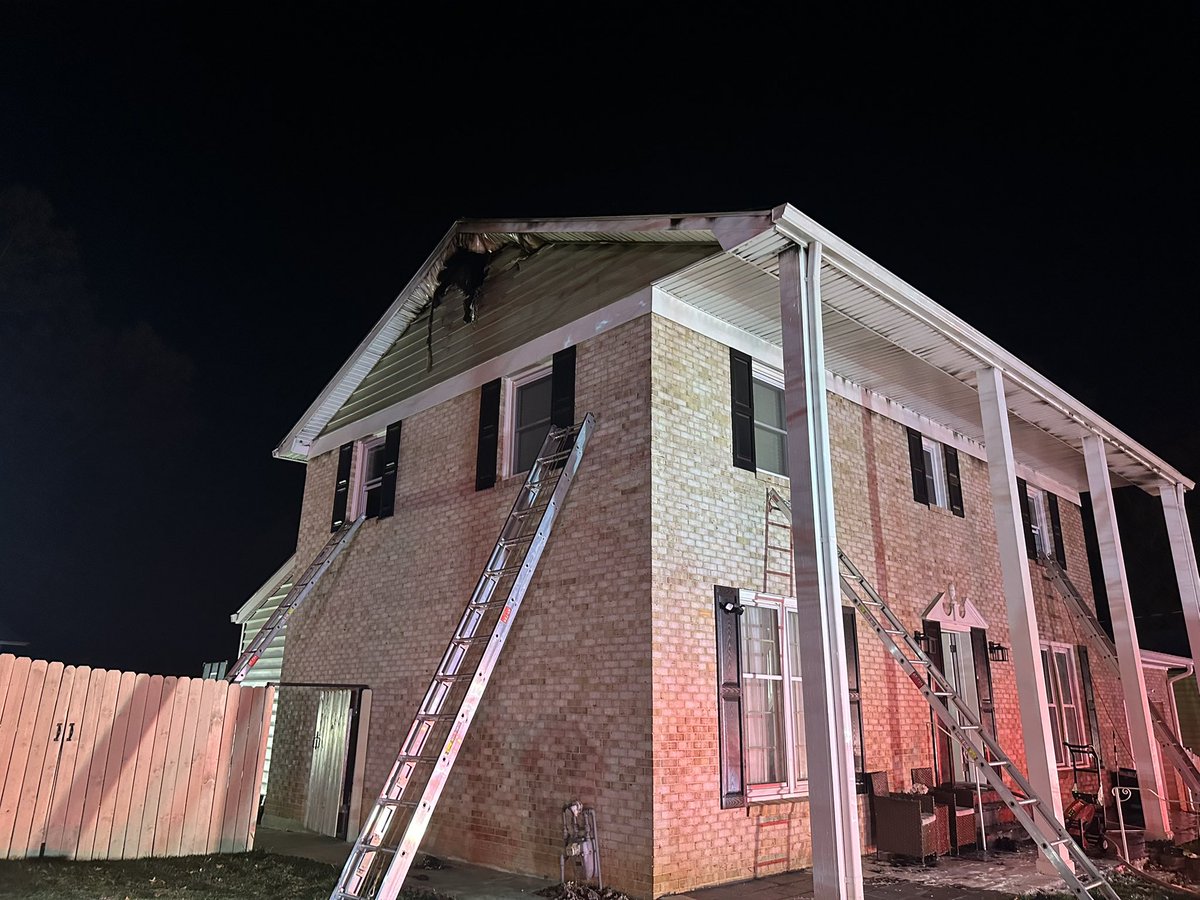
[0,851,451,900]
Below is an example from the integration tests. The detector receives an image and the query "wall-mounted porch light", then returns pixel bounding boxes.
[988,641,1010,663]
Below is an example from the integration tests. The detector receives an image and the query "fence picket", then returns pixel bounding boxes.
[122,674,162,859]
[8,661,64,858]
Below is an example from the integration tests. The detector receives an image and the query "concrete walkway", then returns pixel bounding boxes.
[257,827,1078,899]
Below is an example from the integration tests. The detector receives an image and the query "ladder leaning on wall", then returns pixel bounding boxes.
[227,514,366,684]
[329,413,595,900]
[1042,556,1200,799]
[763,488,1118,900]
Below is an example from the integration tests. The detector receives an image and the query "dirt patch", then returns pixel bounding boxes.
[0,851,453,900]
[535,882,632,900]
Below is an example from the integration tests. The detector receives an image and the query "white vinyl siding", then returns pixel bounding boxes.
[237,575,292,795]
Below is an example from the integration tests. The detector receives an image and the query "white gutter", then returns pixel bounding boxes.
[772,203,1194,492]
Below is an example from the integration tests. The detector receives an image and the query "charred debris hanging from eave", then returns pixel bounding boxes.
[424,233,543,371]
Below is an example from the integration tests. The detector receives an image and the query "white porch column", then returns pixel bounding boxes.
[976,366,1067,874]
[1160,481,1200,697]
[780,242,863,899]
[1084,435,1171,838]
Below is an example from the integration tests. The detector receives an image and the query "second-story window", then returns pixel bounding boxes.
[906,427,964,517]
[753,379,788,477]
[358,436,386,518]
[510,368,553,475]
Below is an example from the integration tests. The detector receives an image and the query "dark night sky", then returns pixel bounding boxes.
[2,6,1197,673]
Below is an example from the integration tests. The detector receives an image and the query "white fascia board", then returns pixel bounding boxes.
[772,204,1194,492]
[231,554,297,624]
[306,287,654,459]
[273,222,462,463]
[1141,649,1194,670]
[651,286,1081,504]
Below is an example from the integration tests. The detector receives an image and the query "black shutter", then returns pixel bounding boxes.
[1016,477,1037,559]
[550,346,577,428]
[922,619,949,782]
[330,442,354,532]
[1077,647,1103,765]
[714,586,746,809]
[970,627,997,740]
[907,428,929,505]
[475,379,501,491]
[377,421,402,519]
[1047,493,1066,566]
[729,348,756,472]
[944,445,965,518]
[843,609,866,787]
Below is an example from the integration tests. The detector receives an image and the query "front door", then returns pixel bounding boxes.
[940,630,980,784]
[304,689,352,836]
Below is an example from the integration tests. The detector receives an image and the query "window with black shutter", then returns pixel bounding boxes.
[330,442,354,532]
[1016,477,1037,559]
[550,346,576,428]
[714,586,746,808]
[729,349,756,471]
[377,421,402,519]
[475,379,502,491]
[1047,493,1066,565]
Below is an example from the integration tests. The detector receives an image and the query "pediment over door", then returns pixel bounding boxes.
[921,589,988,632]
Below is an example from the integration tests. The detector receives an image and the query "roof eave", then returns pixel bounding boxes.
[772,204,1194,492]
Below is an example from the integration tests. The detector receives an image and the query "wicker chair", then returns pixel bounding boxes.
[911,767,977,855]
[867,771,949,863]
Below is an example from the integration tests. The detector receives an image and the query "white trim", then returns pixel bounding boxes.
[503,363,553,478]
[231,555,297,624]
[921,592,989,632]
[349,434,386,520]
[305,287,653,458]
[1141,649,1195,670]
[773,204,1192,491]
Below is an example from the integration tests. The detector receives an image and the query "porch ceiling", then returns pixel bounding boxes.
[655,221,1187,495]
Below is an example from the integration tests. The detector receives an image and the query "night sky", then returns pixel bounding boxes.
[2,7,1197,674]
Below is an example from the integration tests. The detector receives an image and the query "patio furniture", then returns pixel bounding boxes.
[912,766,977,854]
[867,771,950,863]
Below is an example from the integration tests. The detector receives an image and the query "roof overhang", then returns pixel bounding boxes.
[274,203,1191,495]
[231,555,297,624]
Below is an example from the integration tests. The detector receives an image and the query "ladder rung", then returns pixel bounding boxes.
[987,759,1007,767]
[511,504,550,520]
[1016,797,1039,806]
[1082,879,1106,890]
[536,449,574,464]
[398,754,443,764]
[933,691,953,697]
[957,724,981,731]
[498,534,536,547]
[883,628,905,635]
[484,565,523,577]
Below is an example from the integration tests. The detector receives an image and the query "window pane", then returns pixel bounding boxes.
[1055,652,1075,704]
[753,381,785,430]
[1048,707,1064,764]
[1064,706,1082,745]
[743,606,781,676]
[365,444,386,482]
[1041,650,1059,704]
[516,422,552,473]
[517,376,552,428]
[791,678,807,782]
[744,680,785,784]
[754,427,788,477]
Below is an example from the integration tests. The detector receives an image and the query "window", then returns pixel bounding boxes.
[906,428,965,517]
[1027,487,1052,558]
[356,436,386,518]
[1041,644,1084,765]
[715,586,864,805]
[752,378,788,477]
[509,368,553,476]
[922,436,949,509]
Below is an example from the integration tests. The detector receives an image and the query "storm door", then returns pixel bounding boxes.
[939,629,981,784]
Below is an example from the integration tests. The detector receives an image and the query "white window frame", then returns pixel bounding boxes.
[739,589,807,799]
[1040,642,1085,767]
[922,436,949,509]
[751,364,788,479]
[350,434,386,520]
[1028,486,1052,558]
[504,363,553,478]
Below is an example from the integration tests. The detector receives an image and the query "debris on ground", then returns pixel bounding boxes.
[414,854,447,870]
[535,881,632,900]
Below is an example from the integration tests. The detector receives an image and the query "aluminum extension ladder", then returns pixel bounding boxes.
[1042,555,1200,798]
[839,549,1118,899]
[227,514,366,683]
[330,413,595,900]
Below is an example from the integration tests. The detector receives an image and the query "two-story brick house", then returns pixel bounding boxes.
[237,206,1200,898]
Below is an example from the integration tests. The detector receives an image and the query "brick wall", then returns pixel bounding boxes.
[267,317,656,895]
[646,314,1142,895]
[267,308,1150,898]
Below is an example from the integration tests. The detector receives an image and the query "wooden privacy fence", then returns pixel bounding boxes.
[0,653,273,860]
